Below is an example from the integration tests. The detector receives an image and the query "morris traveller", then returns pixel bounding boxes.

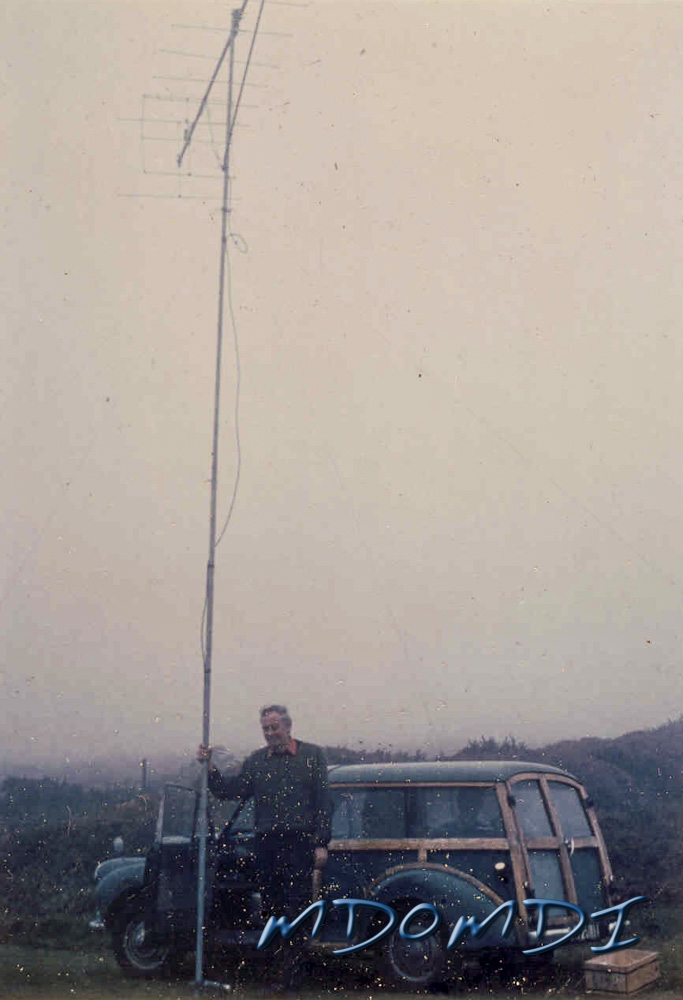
[91,759,618,988]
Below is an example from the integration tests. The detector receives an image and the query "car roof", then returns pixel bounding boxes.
[328,760,576,784]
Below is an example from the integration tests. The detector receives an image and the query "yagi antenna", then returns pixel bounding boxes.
[176,1,269,994]
[177,0,268,169]
[176,6,243,168]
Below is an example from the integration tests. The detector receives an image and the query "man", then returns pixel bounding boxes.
[197,704,330,989]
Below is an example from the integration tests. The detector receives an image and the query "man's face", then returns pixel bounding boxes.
[261,711,291,750]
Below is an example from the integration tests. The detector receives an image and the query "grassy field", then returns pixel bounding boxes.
[1,940,682,1000]
[2,899,680,999]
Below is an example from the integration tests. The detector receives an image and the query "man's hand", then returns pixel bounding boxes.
[313,846,328,869]
[196,743,212,763]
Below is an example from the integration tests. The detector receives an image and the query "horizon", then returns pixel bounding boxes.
[3,714,680,787]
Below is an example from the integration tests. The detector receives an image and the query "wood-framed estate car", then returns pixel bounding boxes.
[90,759,622,988]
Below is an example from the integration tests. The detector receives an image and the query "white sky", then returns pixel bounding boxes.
[2,0,683,773]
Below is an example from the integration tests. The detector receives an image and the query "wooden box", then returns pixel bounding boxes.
[584,949,660,995]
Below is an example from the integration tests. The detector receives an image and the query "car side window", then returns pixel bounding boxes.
[331,788,407,839]
[411,787,505,838]
[158,784,198,843]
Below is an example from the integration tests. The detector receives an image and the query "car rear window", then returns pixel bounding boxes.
[547,781,592,838]
[513,779,553,837]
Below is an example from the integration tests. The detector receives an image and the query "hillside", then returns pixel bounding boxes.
[0,794,157,946]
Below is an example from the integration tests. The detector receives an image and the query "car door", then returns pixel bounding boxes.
[210,798,260,933]
[153,784,200,941]
[152,786,260,943]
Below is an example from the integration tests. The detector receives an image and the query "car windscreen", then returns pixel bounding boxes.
[410,786,505,838]
[210,795,255,837]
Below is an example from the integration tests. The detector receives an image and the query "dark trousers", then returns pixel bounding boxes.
[255,830,315,987]
[255,829,315,919]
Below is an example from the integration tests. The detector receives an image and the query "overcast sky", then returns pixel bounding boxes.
[2,0,683,774]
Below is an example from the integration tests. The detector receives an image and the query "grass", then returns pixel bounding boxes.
[2,894,681,998]
[2,940,683,1000]
[636,900,683,992]
[0,943,182,998]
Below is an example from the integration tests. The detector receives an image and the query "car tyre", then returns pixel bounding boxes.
[379,903,449,991]
[111,902,173,978]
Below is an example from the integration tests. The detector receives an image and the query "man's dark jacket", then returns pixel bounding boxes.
[208,741,331,847]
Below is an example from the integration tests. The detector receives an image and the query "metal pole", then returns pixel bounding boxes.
[194,9,240,993]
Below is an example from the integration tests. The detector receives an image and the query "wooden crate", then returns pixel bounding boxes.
[584,949,660,995]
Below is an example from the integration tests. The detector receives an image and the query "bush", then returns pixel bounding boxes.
[0,795,157,948]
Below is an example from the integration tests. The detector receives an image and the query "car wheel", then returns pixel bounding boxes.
[379,903,448,991]
[111,904,172,978]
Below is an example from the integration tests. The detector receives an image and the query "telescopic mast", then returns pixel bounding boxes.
[176,4,247,991]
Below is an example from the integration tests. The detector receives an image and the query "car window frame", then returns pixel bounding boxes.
[329,781,509,854]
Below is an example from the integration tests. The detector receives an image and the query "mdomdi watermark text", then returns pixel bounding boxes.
[258,895,647,957]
